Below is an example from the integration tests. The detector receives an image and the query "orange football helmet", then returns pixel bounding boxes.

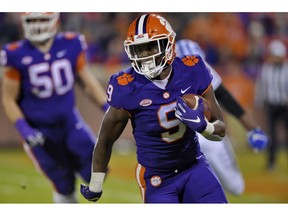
[124,14,176,79]
[21,12,60,42]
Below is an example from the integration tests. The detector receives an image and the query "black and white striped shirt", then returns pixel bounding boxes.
[255,62,288,106]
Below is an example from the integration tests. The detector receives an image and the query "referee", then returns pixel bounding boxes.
[255,39,288,170]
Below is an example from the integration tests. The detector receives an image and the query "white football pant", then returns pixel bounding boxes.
[198,134,245,196]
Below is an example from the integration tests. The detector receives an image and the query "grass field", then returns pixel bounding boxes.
[0,146,287,204]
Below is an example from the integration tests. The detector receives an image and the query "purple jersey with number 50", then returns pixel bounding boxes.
[1,32,87,127]
[107,55,213,171]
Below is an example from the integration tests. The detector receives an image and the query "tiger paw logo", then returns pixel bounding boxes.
[150,175,162,187]
[182,56,199,66]
[117,73,134,86]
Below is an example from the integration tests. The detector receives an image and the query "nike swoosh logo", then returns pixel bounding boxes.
[182,116,200,123]
[196,155,204,160]
[181,86,191,94]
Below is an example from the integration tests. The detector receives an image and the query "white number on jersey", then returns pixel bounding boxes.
[29,59,74,98]
[158,102,186,143]
[107,84,113,102]
[106,85,186,143]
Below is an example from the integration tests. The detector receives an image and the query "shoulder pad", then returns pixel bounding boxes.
[60,32,87,50]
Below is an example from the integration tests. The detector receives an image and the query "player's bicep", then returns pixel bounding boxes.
[98,106,129,144]
[202,87,223,122]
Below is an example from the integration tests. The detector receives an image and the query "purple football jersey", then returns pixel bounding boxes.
[1,32,87,127]
[1,33,97,195]
[107,55,213,171]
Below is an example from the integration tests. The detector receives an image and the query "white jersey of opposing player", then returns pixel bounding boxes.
[175,39,244,196]
[175,39,222,90]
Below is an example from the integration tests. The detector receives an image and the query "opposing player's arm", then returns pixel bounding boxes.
[214,83,268,151]
[1,67,24,123]
[215,84,258,131]
[201,86,225,140]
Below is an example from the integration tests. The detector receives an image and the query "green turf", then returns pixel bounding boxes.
[0,147,287,203]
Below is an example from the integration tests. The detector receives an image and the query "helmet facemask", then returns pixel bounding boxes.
[21,13,59,43]
[124,33,175,79]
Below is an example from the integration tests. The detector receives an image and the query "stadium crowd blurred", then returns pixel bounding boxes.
[1,13,288,76]
[0,12,287,169]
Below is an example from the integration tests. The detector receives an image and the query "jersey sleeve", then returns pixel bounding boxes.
[76,34,88,72]
[106,74,124,109]
[196,56,213,96]
[0,46,16,67]
[76,51,87,72]
[0,49,8,66]
[3,67,21,80]
[64,32,87,52]
[106,70,135,110]
[63,32,88,72]
[204,61,222,90]
[0,45,21,81]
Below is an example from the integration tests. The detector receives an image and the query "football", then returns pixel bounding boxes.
[181,93,212,121]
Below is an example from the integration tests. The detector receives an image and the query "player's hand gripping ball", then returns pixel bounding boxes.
[175,94,210,133]
[181,94,211,121]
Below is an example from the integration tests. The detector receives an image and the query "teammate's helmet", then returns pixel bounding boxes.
[124,14,176,79]
[21,12,60,42]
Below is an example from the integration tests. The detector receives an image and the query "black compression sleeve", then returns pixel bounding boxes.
[214,84,245,118]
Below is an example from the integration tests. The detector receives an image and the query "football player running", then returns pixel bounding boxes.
[81,14,228,203]
[175,39,269,196]
[1,13,109,203]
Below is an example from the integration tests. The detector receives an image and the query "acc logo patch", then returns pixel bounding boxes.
[21,56,33,65]
[117,73,134,86]
[150,175,162,187]
[140,99,152,107]
[182,55,199,66]
[163,92,170,99]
